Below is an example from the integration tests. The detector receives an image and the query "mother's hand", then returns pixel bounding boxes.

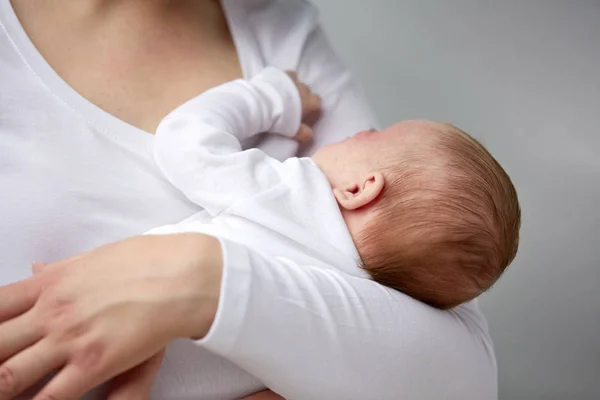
[0,234,223,400]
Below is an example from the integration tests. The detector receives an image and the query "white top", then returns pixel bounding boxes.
[0,0,497,399]
[148,67,369,281]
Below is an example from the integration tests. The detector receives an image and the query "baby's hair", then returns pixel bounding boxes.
[357,124,521,309]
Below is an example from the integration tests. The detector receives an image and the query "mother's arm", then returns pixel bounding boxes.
[199,237,497,400]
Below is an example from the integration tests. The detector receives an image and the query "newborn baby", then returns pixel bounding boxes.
[149,67,521,309]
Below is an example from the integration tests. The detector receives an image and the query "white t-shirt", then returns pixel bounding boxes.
[148,67,369,280]
[0,0,497,399]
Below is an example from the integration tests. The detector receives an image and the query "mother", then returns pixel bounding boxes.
[0,0,497,399]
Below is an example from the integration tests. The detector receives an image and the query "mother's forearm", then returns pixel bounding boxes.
[170,233,225,340]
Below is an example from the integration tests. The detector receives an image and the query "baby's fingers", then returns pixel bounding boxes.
[304,92,322,126]
[294,124,313,143]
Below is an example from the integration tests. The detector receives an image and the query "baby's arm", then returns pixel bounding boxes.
[154,67,319,217]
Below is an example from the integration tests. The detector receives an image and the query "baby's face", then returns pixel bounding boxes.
[313,120,442,185]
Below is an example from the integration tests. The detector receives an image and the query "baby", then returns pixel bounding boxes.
[148,67,521,310]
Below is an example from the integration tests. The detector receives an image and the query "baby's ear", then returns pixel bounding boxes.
[333,172,384,211]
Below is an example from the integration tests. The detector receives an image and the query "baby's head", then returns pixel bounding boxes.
[313,120,521,309]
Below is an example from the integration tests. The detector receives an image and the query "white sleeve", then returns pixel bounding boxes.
[197,238,497,400]
[153,67,301,216]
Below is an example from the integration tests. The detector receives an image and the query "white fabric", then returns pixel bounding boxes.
[0,0,497,399]
[149,67,368,281]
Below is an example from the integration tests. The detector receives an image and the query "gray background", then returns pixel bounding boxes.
[313,1,600,399]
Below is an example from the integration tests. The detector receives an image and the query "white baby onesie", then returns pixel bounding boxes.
[147,67,369,280]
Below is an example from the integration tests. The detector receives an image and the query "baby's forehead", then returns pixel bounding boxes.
[385,120,456,148]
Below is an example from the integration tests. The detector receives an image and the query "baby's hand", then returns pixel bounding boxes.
[286,71,321,143]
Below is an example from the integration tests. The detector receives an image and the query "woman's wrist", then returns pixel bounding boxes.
[188,234,223,339]
[175,233,224,340]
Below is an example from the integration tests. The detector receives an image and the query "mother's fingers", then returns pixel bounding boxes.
[0,278,41,321]
[106,349,165,400]
[0,311,41,362]
[0,339,65,400]
[33,362,110,400]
